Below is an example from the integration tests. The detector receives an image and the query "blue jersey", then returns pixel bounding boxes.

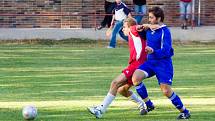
[138,25,174,85]
[146,25,174,60]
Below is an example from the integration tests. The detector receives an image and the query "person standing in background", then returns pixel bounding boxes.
[108,0,131,48]
[97,0,116,30]
[179,0,192,29]
[133,0,147,24]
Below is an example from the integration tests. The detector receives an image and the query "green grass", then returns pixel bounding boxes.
[0,41,214,121]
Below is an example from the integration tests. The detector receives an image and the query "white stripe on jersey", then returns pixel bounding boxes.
[130,32,142,60]
[161,29,164,48]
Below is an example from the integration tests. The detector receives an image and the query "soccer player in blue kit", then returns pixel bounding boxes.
[132,7,191,119]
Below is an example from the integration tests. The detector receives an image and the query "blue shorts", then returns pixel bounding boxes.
[138,58,174,85]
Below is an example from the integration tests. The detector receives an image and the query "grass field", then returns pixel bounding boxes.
[0,40,214,121]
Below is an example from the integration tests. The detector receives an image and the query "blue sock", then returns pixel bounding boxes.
[145,99,153,107]
[169,92,188,113]
[135,82,153,107]
[135,82,148,99]
[183,108,189,114]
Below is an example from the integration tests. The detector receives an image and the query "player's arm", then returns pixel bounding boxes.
[148,28,173,58]
[136,25,144,32]
[110,8,116,28]
[110,14,115,28]
[142,24,160,30]
[136,24,159,32]
[123,3,132,18]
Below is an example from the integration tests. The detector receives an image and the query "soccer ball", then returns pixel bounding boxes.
[22,105,37,120]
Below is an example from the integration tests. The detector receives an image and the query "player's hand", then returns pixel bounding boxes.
[142,24,160,30]
[136,25,144,31]
[145,46,154,54]
[149,24,160,30]
[142,24,150,29]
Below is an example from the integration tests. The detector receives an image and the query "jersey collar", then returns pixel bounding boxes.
[150,24,166,31]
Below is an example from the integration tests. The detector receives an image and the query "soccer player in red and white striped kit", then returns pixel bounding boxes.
[87,17,158,118]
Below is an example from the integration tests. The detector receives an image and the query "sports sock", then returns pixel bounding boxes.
[145,99,153,108]
[169,92,188,113]
[128,91,145,107]
[135,82,153,107]
[100,92,115,113]
[135,82,148,100]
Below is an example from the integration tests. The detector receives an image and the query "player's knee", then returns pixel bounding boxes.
[132,77,140,86]
[132,75,142,86]
[160,84,173,97]
[117,87,123,94]
[161,88,171,97]
[117,87,129,97]
[117,86,124,93]
[111,80,120,89]
[132,70,146,86]
[117,86,126,92]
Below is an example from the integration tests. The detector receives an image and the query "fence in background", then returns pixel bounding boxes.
[0,0,214,28]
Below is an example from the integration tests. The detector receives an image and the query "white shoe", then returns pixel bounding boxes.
[87,106,103,118]
[138,103,148,115]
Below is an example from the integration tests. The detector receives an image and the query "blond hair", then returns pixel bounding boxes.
[123,17,137,27]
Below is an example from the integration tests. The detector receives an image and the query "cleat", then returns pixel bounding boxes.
[177,111,191,120]
[87,106,103,118]
[140,108,148,115]
[138,104,148,115]
[147,104,155,112]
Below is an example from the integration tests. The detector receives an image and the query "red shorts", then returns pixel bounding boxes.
[122,61,141,85]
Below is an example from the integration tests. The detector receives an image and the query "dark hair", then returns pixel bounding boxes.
[148,7,164,22]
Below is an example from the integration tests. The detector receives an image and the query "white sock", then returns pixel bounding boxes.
[128,91,145,108]
[100,92,115,113]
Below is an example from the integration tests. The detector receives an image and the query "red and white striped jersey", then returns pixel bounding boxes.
[128,25,147,64]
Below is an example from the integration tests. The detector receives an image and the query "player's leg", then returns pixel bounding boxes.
[156,59,190,119]
[87,73,127,118]
[132,64,155,112]
[160,84,190,119]
[117,83,132,97]
[117,84,147,115]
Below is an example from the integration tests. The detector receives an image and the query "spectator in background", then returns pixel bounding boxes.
[179,0,192,29]
[108,0,131,48]
[97,0,116,30]
[133,0,147,24]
